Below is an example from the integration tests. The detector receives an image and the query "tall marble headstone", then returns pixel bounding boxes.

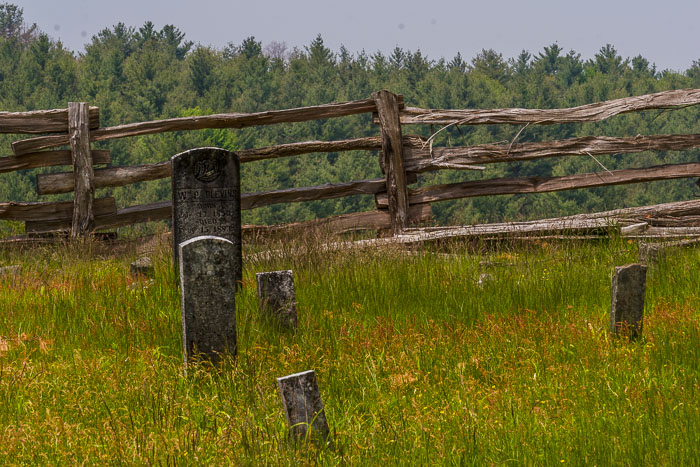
[179,236,238,363]
[610,263,647,339]
[172,147,241,286]
[277,370,330,441]
[256,270,297,329]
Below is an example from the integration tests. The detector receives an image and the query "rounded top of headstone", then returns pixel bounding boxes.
[171,147,234,161]
[614,263,647,272]
[256,270,293,278]
[131,256,153,267]
[171,147,239,184]
[276,370,316,382]
[179,235,235,248]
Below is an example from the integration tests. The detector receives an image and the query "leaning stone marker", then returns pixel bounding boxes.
[179,236,238,363]
[172,147,241,286]
[277,370,329,441]
[610,263,647,338]
[256,270,297,329]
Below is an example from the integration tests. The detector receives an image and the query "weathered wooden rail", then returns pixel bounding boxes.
[2,88,700,238]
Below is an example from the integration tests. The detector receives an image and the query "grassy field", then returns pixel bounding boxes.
[0,234,698,465]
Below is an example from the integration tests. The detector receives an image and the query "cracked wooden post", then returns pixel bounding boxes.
[68,102,95,237]
[373,90,408,235]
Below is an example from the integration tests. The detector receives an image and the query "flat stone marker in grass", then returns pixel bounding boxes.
[0,265,21,276]
[130,256,154,278]
[256,270,297,329]
[610,263,647,339]
[179,235,238,363]
[277,370,329,441]
[172,147,241,287]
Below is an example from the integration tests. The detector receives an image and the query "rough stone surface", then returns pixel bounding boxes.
[277,370,329,440]
[610,263,647,338]
[179,236,238,363]
[130,257,154,277]
[0,265,21,276]
[172,147,241,286]
[477,273,493,288]
[256,270,297,329]
[638,242,666,266]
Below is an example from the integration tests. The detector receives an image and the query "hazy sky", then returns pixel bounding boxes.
[18,0,700,72]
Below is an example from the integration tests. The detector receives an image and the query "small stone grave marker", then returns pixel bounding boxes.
[638,242,666,266]
[130,256,154,278]
[0,265,21,276]
[610,263,647,338]
[477,273,493,289]
[256,270,297,329]
[172,147,241,286]
[179,235,238,363]
[277,370,329,441]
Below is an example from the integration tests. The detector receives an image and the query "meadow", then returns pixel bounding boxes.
[0,233,698,465]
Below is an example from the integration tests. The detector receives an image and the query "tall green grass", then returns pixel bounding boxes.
[0,235,698,464]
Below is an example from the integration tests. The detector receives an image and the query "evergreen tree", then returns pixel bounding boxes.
[1,4,699,226]
[0,3,36,44]
[188,45,216,97]
[593,44,628,75]
[471,48,509,83]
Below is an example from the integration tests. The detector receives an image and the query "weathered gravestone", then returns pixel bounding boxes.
[172,147,241,286]
[277,370,330,441]
[638,242,666,267]
[179,236,238,363]
[610,263,647,339]
[130,256,154,278]
[256,270,297,329]
[0,265,21,277]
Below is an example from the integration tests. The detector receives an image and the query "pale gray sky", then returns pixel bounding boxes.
[18,0,700,71]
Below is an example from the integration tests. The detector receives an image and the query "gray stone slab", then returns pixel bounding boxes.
[638,242,666,266]
[179,236,237,363]
[0,265,21,276]
[130,256,154,278]
[277,370,329,441]
[256,270,297,329]
[172,147,241,286]
[477,273,493,289]
[610,263,647,338]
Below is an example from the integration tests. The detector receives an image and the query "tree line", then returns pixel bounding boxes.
[2,3,700,228]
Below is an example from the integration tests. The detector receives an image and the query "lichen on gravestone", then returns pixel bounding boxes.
[171,147,241,287]
[610,263,647,339]
[256,270,297,329]
[277,370,330,442]
[179,235,238,364]
[638,242,665,266]
[0,265,21,276]
[129,256,154,277]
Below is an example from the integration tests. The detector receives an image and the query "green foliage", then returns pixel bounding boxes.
[2,7,700,227]
[0,2,37,44]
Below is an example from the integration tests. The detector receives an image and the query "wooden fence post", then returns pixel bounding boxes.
[373,90,409,235]
[68,102,94,237]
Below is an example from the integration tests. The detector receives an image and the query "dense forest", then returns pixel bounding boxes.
[2,3,700,227]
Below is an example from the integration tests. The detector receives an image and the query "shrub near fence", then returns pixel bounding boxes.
[3,89,700,238]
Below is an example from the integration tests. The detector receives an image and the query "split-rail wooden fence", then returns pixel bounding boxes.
[3,89,700,238]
